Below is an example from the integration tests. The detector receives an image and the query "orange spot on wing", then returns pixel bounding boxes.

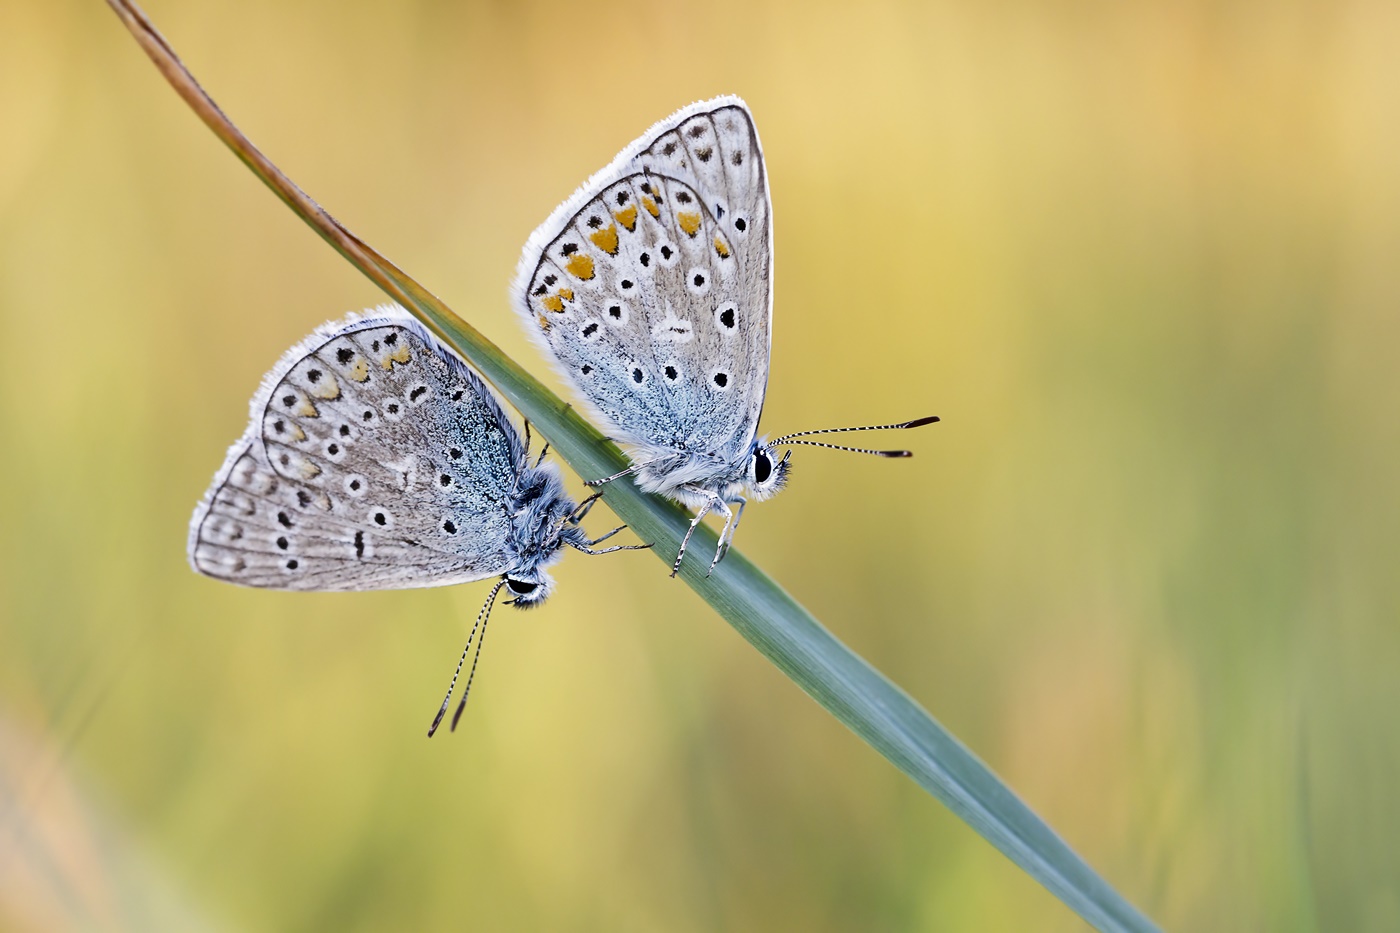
[537,314,551,330]
[589,224,619,255]
[641,196,660,219]
[677,212,701,237]
[382,345,411,369]
[614,205,637,231]
[714,237,731,259]
[541,295,564,313]
[565,253,595,280]
[557,288,574,301]
[347,358,370,382]
[309,374,342,400]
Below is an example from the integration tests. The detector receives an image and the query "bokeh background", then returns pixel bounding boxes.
[2,0,1397,929]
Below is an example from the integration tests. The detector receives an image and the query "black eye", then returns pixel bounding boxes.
[507,579,538,595]
[754,451,772,484]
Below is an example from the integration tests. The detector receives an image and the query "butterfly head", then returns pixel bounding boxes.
[754,417,941,502]
[501,463,584,607]
[503,571,553,607]
[743,440,792,502]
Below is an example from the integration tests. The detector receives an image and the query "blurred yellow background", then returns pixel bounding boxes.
[2,0,1397,929]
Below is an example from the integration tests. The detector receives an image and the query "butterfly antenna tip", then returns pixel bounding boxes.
[428,701,449,738]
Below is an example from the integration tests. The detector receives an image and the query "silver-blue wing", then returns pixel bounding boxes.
[188,306,529,591]
[512,97,772,478]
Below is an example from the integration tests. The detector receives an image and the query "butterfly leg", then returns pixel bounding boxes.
[585,464,641,487]
[521,419,550,468]
[705,499,739,577]
[573,540,652,556]
[570,492,603,523]
[585,458,663,488]
[575,497,650,551]
[713,496,747,565]
[585,526,626,547]
[672,491,721,578]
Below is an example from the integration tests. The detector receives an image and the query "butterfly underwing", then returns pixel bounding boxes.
[512,96,936,575]
[188,305,645,732]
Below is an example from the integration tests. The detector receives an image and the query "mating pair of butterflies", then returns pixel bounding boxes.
[188,97,936,733]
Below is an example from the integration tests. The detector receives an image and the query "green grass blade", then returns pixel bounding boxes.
[107,2,1158,928]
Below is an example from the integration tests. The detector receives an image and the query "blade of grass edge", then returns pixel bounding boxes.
[106,3,1159,929]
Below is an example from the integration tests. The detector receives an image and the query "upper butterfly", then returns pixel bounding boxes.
[188,305,645,734]
[512,95,937,575]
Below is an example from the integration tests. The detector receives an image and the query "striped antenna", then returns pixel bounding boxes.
[428,579,506,737]
[769,416,939,457]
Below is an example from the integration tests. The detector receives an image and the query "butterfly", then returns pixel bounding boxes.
[187,306,647,734]
[512,96,937,576]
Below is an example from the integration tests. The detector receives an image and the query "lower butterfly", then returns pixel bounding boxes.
[187,305,648,735]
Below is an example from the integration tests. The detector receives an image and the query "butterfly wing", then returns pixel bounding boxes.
[512,96,773,479]
[188,307,529,591]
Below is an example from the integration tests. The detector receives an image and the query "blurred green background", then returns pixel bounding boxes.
[2,0,1397,929]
